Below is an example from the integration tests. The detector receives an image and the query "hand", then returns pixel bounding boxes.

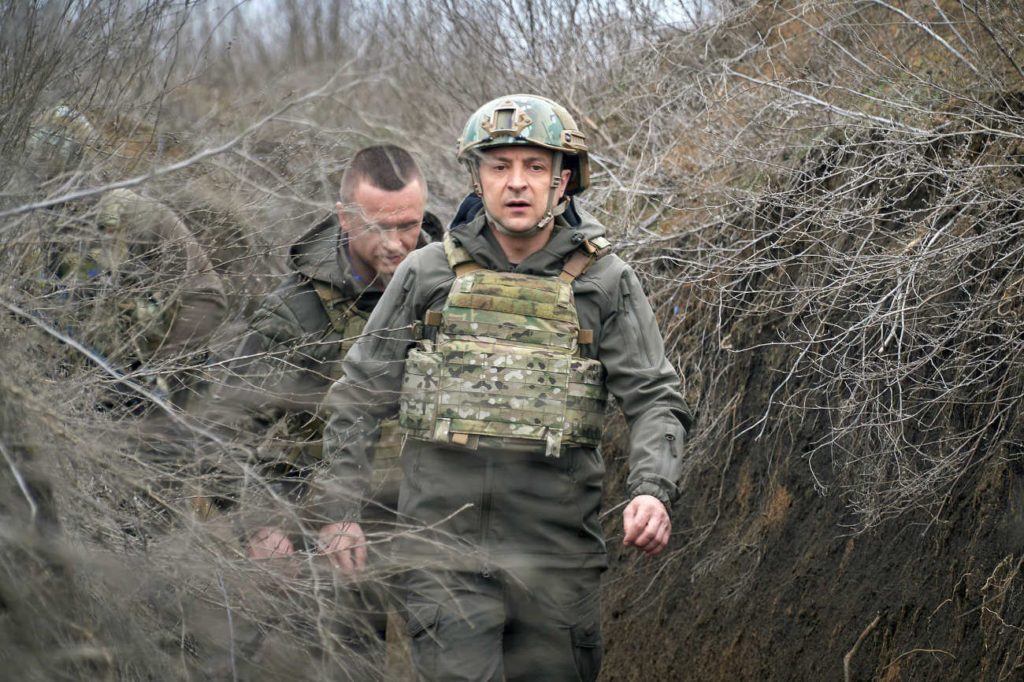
[318,522,367,574]
[247,525,298,578]
[622,495,671,556]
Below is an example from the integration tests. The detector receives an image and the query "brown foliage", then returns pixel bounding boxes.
[3,0,1024,679]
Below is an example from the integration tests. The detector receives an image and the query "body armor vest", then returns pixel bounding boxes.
[313,283,372,357]
[399,233,610,457]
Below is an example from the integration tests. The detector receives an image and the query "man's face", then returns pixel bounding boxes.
[478,146,572,234]
[336,179,425,285]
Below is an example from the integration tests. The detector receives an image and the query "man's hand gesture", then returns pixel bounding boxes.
[623,495,671,556]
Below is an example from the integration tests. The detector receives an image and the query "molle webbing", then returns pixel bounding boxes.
[312,282,370,355]
[399,234,609,456]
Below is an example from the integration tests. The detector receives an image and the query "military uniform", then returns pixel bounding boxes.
[202,209,438,677]
[320,195,691,680]
[210,211,439,509]
[34,188,227,406]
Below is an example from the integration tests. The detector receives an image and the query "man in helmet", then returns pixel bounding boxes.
[316,95,692,681]
[18,106,228,411]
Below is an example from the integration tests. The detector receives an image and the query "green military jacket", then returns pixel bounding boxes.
[319,197,692,569]
[211,213,436,498]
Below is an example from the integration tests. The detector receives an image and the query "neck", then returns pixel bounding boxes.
[488,220,553,265]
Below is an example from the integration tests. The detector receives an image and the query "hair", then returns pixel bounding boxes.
[339,145,425,203]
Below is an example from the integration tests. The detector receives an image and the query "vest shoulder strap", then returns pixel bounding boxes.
[444,232,612,282]
[559,236,612,283]
[443,233,482,276]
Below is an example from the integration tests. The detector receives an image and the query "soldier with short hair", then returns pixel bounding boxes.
[317,95,692,680]
[209,144,440,552]
[195,144,441,678]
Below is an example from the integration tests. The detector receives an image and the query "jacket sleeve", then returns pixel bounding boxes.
[597,263,692,507]
[313,256,426,521]
[210,278,337,429]
[159,216,227,358]
[100,189,228,359]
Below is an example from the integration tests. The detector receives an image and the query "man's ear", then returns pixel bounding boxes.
[556,169,573,201]
[336,201,351,233]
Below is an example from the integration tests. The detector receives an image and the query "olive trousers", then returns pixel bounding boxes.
[403,565,603,682]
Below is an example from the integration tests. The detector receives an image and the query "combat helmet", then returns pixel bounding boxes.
[457,94,589,235]
[26,105,98,180]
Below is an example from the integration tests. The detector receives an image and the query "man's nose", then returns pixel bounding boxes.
[508,163,528,189]
[381,229,403,250]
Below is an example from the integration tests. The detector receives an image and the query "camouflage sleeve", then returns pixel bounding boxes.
[314,255,428,522]
[598,263,692,507]
[99,189,227,359]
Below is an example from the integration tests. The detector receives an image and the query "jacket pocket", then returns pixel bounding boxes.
[618,275,653,368]
[406,599,440,638]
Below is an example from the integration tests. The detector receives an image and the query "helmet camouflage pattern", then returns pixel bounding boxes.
[457,94,590,195]
[26,105,98,179]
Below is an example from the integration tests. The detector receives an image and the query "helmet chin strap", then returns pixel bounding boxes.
[472,151,567,237]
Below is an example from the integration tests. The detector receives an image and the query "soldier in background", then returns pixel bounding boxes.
[22,106,228,412]
[206,144,439,550]
[199,145,440,676]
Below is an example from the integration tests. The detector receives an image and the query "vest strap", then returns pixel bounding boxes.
[559,249,593,282]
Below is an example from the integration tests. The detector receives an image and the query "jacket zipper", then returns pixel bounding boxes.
[621,277,653,367]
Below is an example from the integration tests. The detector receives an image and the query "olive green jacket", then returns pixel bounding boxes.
[210,214,436,467]
[319,197,691,569]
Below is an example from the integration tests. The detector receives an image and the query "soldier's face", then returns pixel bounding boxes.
[478,146,571,234]
[337,179,425,285]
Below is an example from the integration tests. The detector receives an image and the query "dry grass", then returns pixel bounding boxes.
[2,0,1024,678]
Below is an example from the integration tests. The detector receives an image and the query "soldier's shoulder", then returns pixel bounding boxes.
[582,247,628,279]
[250,275,325,338]
[405,240,449,271]
[98,188,181,233]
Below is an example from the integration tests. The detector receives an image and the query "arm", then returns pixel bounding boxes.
[219,281,341,415]
[102,189,228,359]
[313,251,430,532]
[158,215,227,356]
[597,263,692,554]
[208,284,345,567]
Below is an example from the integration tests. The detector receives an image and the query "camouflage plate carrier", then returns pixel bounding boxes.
[399,233,611,457]
[313,284,403,505]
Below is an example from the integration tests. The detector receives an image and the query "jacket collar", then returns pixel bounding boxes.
[447,194,606,276]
